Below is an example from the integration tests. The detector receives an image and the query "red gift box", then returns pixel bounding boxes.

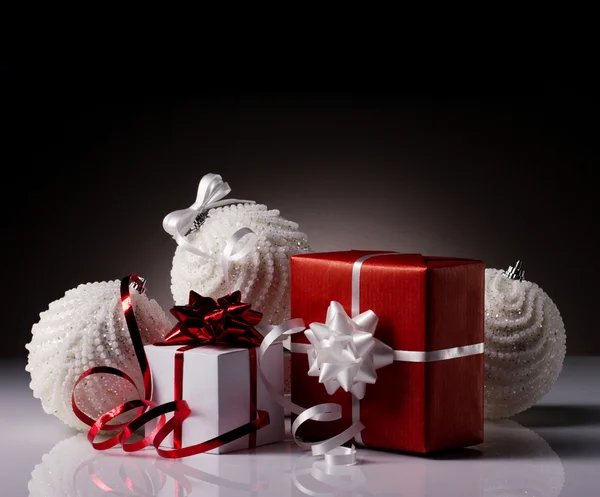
[290,251,484,453]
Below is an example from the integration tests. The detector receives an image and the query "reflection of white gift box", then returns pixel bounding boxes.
[145,343,284,454]
[154,445,295,497]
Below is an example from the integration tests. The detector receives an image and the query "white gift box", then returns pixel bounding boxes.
[144,342,284,454]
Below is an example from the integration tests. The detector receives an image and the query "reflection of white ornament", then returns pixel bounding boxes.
[29,434,168,497]
[170,202,311,325]
[25,280,171,431]
[28,435,92,497]
[305,301,394,399]
[484,261,567,419]
[482,420,565,497]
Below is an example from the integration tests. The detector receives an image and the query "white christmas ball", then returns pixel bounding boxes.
[25,280,172,431]
[484,268,566,419]
[171,203,311,325]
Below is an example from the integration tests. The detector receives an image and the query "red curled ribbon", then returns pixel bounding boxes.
[71,274,270,458]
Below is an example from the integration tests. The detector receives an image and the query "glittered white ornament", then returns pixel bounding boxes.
[484,261,566,419]
[25,279,172,431]
[166,174,311,325]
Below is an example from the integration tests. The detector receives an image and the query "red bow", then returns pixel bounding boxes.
[160,291,264,347]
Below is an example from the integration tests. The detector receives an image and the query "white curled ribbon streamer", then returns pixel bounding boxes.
[222,239,363,465]
[305,301,394,400]
[256,320,364,466]
[162,172,255,257]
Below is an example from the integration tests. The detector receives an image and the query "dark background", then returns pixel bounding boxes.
[1,64,597,359]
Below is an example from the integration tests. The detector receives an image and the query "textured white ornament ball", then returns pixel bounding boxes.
[171,203,311,325]
[484,268,566,419]
[25,280,172,431]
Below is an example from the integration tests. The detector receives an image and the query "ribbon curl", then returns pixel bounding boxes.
[305,301,394,400]
[160,290,264,347]
[162,173,255,257]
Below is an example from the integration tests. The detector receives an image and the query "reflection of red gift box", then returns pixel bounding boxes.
[290,251,484,454]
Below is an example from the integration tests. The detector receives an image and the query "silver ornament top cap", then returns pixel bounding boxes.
[503,260,525,281]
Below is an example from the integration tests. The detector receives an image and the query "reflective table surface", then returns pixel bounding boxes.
[1,356,599,496]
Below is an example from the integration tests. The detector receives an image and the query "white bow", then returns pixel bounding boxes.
[162,173,255,257]
[305,301,394,400]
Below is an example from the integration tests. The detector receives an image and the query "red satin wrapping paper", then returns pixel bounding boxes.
[290,251,484,453]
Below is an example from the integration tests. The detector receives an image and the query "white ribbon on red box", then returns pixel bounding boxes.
[290,251,484,446]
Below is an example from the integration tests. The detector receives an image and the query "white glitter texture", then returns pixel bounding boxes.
[484,268,566,419]
[171,203,311,325]
[25,280,172,431]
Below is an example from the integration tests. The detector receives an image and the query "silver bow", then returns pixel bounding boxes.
[305,301,394,400]
[162,173,254,256]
